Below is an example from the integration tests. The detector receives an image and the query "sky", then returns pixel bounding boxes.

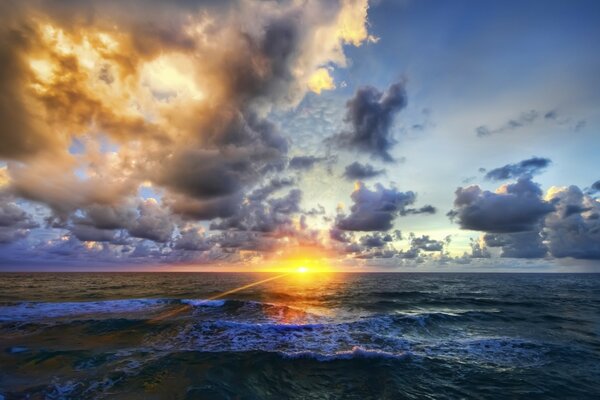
[0,0,599,272]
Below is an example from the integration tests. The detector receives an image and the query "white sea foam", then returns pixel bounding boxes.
[180,299,226,307]
[284,346,412,361]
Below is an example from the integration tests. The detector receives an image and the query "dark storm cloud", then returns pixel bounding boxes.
[336,182,420,231]
[165,193,242,221]
[484,157,551,181]
[329,82,407,162]
[210,188,302,233]
[71,224,118,243]
[544,185,600,259]
[329,227,353,243]
[0,194,38,243]
[448,178,554,233]
[450,178,600,260]
[342,162,385,180]
[483,231,547,258]
[126,200,175,243]
[67,200,174,243]
[173,228,212,252]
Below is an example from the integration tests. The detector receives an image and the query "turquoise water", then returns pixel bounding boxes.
[1,273,599,399]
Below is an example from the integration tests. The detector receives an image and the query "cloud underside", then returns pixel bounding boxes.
[450,177,600,260]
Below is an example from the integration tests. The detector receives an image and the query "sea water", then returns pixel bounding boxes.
[0,272,599,399]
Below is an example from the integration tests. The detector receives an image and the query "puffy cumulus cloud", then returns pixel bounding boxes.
[448,178,554,233]
[329,81,407,162]
[342,161,384,180]
[484,157,551,181]
[589,180,600,194]
[127,199,175,243]
[336,182,432,231]
[543,186,600,259]
[449,179,600,261]
[0,0,377,264]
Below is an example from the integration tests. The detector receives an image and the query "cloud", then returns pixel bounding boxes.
[450,179,600,261]
[0,0,377,264]
[359,231,400,248]
[342,162,384,180]
[174,227,212,252]
[543,185,600,259]
[483,231,547,258]
[210,187,303,233]
[329,81,407,162]
[476,108,586,137]
[484,157,551,181]
[409,234,444,252]
[0,193,38,243]
[475,110,538,137]
[400,205,437,216]
[589,180,600,194]
[448,178,554,233]
[336,182,420,231]
[307,67,336,94]
[544,110,587,132]
[288,155,325,171]
[468,238,491,259]
[127,199,175,243]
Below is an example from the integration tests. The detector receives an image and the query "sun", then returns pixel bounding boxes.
[296,266,309,274]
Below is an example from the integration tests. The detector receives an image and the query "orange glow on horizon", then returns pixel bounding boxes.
[253,245,337,274]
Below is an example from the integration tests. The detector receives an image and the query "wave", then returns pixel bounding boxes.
[180,299,226,307]
[283,346,412,361]
[0,298,172,322]
[0,297,316,323]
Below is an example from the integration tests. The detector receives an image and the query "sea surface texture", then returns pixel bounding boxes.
[0,273,599,399]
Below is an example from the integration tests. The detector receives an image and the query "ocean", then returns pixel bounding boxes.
[0,272,599,399]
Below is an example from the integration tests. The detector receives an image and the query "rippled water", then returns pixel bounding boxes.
[1,272,599,399]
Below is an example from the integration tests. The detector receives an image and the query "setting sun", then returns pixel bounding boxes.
[296,266,309,273]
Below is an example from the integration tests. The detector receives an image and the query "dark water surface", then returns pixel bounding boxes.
[0,272,599,399]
